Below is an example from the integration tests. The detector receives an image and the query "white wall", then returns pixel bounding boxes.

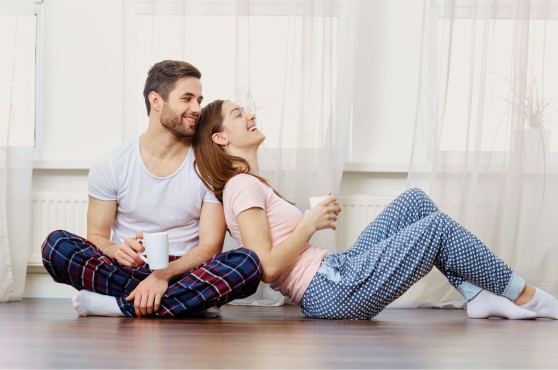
[349,0,423,166]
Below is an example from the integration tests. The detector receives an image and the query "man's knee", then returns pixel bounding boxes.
[227,248,263,280]
[41,229,78,261]
[236,248,262,270]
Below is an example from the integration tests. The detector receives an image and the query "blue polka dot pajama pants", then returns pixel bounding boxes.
[300,188,525,319]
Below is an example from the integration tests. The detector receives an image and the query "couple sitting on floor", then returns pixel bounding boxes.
[42,60,558,320]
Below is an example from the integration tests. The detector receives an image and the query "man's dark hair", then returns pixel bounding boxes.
[143,60,202,115]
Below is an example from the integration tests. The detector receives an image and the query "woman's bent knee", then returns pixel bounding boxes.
[405,187,429,201]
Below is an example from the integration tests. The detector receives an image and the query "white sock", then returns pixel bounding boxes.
[520,288,558,319]
[190,306,221,318]
[72,290,124,317]
[466,289,536,319]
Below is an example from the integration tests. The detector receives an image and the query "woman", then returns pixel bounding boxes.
[193,99,558,320]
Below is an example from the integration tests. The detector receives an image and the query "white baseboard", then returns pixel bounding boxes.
[23,272,75,299]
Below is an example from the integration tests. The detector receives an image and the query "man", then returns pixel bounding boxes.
[41,60,262,317]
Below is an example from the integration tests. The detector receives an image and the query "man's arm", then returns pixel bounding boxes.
[152,202,227,281]
[87,196,143,266]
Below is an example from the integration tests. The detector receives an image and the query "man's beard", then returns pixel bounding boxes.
[160,103,195,139]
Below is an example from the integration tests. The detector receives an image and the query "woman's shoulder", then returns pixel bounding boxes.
[223,173,271,207]
[227,173,262,187]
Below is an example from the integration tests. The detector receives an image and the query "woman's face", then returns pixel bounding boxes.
[219,101,265,150]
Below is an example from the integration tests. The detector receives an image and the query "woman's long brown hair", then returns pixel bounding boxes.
[193,100,287,203]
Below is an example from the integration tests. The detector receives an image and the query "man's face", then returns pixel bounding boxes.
[160,77,203,138]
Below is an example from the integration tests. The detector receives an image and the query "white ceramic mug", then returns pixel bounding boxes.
[309,195,332,209]
[308,195,336,248]
[138,232,169,270]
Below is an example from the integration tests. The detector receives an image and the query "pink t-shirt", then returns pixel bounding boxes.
[223,174,330,303]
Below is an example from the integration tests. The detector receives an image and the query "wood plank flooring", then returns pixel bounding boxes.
[1,299,557,369]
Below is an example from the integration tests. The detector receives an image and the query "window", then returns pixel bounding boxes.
[0,2,39,148]
[124,0,340,149]
[432,4,558,153]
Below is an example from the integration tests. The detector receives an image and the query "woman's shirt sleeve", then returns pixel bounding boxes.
[224,174,268,217]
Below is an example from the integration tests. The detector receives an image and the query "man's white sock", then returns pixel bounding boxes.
[192,306,221,318]
[467,289,536,319]
[520,288,558,319]
[72,290,124,317]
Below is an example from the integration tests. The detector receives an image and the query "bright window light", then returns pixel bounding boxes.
[0,13,36,147]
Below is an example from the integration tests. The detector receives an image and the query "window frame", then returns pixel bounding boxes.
[0,0,42,153]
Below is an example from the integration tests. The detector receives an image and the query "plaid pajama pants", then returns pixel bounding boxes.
[41,230,262,317]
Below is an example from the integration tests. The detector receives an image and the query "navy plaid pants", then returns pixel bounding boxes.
[42,230,262,317]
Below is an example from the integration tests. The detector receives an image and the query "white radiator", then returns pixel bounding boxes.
[336,194,488,251]
[30,192,89,266]
[29,192,396,264]
[335,195,394,250]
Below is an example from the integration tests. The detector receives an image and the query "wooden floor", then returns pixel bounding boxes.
[1,299,557,369]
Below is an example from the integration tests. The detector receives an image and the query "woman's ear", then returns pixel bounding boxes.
[212,132,229,147]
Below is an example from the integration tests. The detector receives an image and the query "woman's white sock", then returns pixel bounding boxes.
[72,290,124,317]
[520,288,558,319]
[466,289,536,319]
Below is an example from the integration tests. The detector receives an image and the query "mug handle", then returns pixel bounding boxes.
[137,252,148,264]
[137,238,148,264]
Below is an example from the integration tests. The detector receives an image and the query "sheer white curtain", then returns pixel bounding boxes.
[406,0,558,307]
[0,0,36,302]
[123,0,350,305]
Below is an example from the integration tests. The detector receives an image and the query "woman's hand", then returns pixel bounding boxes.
[303,195,342,231]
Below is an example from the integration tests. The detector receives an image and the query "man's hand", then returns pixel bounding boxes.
[111,233,145,267]
[125,272,169,317]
